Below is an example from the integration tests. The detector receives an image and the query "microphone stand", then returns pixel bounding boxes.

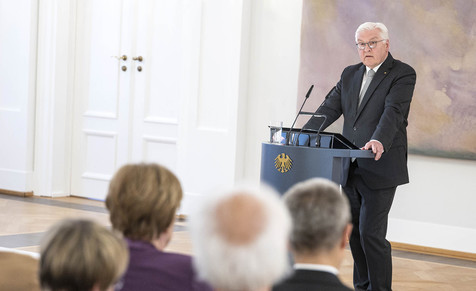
[296,113,327,147]
[297,86,336,147]
[285,85,314,146]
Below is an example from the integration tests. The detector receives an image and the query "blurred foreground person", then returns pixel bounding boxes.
[0,248,40,291]
[39,219,128,291]
[190,185,291,291]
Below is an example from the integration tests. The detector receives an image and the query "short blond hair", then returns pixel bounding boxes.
[39,219,128,291]
[106,163,183,240]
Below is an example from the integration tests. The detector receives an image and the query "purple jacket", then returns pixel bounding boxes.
[118,239,212,291]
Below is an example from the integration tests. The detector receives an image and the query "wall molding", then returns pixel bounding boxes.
[34,0,76,197]
[83,110,117,119]
[388,217,476,254]
[0,188,33,197]
[143,135,177,144]
[0,169,34,192]
[392,241,476,262]
[144,116,178,125]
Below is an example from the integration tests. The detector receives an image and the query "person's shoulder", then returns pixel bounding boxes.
[0,251,39,269]
[389,55,416,74]
[340,62,364,78]
[394,59,414,69]
[162,253,213,290]
[0,251,41,291]
[272,269,353,291]
[162,251,193,263]
[344,62,363,72]
[163,252,199,273]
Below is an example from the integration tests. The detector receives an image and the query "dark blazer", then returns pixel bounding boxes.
[273,269,353,291]
[305,53,416,189]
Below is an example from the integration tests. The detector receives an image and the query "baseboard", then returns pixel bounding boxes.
[391,241,476,262]
[0,188,33,197]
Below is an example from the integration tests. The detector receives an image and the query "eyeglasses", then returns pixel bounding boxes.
[356,39,386,50]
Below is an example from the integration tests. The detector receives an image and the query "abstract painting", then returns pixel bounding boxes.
[298,0,476,160]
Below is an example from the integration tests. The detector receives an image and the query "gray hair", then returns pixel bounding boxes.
[355,22,389,42]
[284,178,350,254]
[190,184,291,291]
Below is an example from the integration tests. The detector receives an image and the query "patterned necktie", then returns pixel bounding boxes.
[359,69,375,107]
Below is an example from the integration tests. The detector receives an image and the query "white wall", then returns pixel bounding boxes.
[177,0,252,214]
[241,0,476,254]
[241,0,303,184]
[388,155,476,253]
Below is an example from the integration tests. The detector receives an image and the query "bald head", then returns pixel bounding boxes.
[215,193,266,245]
[190,185,291,291]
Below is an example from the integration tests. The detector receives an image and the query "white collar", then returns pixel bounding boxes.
[366,62,383,74]
[366,54,387,74]
[294,263,339,275]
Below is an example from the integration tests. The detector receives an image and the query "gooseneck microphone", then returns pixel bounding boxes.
[305,84,314,98]
[296,86,335,147]
[285,85,314,146]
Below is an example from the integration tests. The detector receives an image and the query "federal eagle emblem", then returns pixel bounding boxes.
[274,153,292,173]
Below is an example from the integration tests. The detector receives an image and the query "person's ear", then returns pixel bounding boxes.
[341,223,353,249]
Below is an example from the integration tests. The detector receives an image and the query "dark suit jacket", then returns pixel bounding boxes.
[272,269,353,291]
[304,53,416,189]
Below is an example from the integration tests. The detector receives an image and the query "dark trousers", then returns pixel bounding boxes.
[343,162,396,291]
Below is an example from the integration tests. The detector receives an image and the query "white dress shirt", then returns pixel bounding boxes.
[294,263,339,275]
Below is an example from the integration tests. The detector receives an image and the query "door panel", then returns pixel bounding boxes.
[71,0,184,199]
[71,0,132,199]
[129,0,183,173]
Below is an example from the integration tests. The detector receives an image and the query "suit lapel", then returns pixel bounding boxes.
[355,53,395,120]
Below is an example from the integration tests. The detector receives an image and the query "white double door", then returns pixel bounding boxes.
[71,0,185,200]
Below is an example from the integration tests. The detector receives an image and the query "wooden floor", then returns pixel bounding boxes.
[1,194,475,291]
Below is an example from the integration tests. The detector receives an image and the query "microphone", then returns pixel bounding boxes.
[305,84,314,98]
[285,85,314,145]
[299,86,335,147]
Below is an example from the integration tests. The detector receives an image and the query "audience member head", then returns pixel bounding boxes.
[106,163,182,247]
[39,219,128,291]
[283,178,352,267]
[190,184,291,291]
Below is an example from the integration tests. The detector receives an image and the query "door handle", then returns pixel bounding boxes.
[132,56,143,62]
[112,55,127,61]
